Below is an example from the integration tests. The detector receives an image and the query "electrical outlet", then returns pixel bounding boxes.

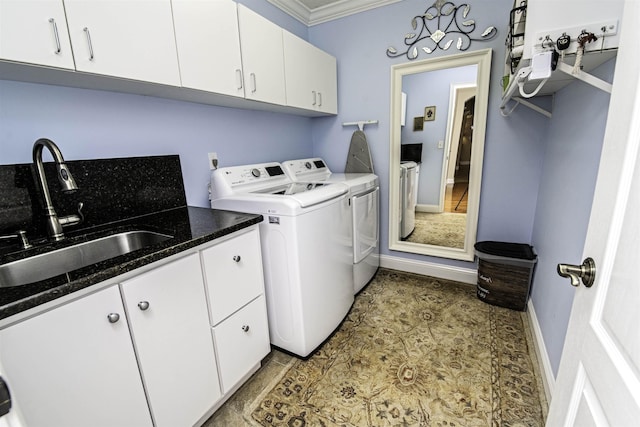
[438,140,444,149]
[208,152,218,170]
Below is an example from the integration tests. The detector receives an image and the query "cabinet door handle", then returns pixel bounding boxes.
[138,301,150,311]
[318,92,322,107]
[233,255,241,263]
[250,73,257,93]
[49,18,61,54]
[83,27,94,61]
[236,69,243,90]
[107,313,120,323]
[241,325,250,332]
[312,91,317,106]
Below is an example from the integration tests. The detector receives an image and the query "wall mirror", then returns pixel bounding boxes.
[389,48,492,261]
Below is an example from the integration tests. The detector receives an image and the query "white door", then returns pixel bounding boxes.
[172,0,244,97]
[0,0,75,69]
[64,0,180,85]
[121,254,221,427]
[237,4,286,105]
[547,2,640,424]
[0,286,152,427]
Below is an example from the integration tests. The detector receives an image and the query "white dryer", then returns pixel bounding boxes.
[210,162,353,358]
[282,158,379,294]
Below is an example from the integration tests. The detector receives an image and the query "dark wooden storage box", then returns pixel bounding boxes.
[475,242,537,311]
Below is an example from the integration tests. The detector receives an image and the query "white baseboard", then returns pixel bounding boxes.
[380,254,477,284]
[415,204,439,213]
[526,299,555,406]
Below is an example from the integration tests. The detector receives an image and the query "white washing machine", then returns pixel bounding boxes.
[210,162,353,358]
[400,161,417,239]
[282,158,379,294]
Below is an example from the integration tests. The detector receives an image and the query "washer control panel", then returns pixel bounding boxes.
[282,158,331,180]
[216,162,288,188]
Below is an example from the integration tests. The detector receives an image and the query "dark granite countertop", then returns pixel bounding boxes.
[0,206,263,321]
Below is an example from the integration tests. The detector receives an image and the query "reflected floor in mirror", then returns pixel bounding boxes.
[406,212,466,248]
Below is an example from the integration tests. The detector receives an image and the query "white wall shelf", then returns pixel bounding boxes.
[500,49,617,118]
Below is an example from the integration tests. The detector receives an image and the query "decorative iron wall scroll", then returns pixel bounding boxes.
[387,0,497,60]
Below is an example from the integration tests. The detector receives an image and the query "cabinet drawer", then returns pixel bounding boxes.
[213,296,270,393]
[201,229,264,325]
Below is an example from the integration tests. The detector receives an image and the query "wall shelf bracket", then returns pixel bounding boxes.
[342,120,378,131]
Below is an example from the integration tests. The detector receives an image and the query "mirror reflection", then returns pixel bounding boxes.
[389,49,492,261]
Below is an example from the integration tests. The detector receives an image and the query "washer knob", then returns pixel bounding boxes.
[304,162,312,169]
[251,168,260,177]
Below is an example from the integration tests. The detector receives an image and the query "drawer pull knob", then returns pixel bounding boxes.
[241,325,250,332]
[233,255,241,262]
[138,301,150,311]
[107,313,120,323]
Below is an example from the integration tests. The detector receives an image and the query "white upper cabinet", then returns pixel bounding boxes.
[172,0,244,97]
[63,0,181,86]
[121,254,222,427]
[237,4,286,105]
[0,0,75,69]
[283,30,337,114]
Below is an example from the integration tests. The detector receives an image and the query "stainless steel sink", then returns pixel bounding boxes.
[0,231,173,288]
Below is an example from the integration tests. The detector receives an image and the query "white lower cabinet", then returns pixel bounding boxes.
[213,296,270,393]
[121,253,221,427]
[0,226,270,426]
[0,285,153,427]
[202,228,271,393]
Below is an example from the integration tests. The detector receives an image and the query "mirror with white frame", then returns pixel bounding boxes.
[389,48,492,261]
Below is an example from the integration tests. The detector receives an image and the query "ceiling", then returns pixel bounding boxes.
[267,0,401,26]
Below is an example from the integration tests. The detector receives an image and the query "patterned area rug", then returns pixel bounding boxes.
[246,269,544,426]
[406,212,466,248]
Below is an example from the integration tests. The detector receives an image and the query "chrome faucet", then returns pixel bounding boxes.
[32,138,83,241]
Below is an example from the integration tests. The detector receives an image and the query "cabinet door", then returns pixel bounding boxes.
[283,30,316,110]
[213,295,270,393]
[201,228,265,325]
[64,0,180,85]
[237,4,286,104]
[121,253,221,427]
[0,286,152,427]
[0,0,74,69]
[283,30,337,114]
[172,0,244,97]
[314,48,338,114]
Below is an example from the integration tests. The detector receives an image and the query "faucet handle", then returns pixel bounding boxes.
[0,230,32,250]
[59,202,84,228]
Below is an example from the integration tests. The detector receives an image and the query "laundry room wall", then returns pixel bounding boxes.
[0,0,312,208]
[308,0,548,270]
[529,59,615,377]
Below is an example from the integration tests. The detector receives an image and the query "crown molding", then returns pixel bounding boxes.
[267,0,401,26]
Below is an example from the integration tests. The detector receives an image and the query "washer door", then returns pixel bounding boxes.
[352,187,379,263]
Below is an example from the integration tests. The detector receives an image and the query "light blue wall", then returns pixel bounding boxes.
[401,65,477,205]
[0,0,312,208]
[530,59,615,376]
[308,0,548,271]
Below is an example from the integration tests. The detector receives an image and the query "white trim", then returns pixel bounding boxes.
[380,254,477,284]
[415,203,439,213]
[526,298,555,406]
[267,0,401,26]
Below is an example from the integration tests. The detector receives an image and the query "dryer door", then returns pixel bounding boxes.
[352,187,379,263]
